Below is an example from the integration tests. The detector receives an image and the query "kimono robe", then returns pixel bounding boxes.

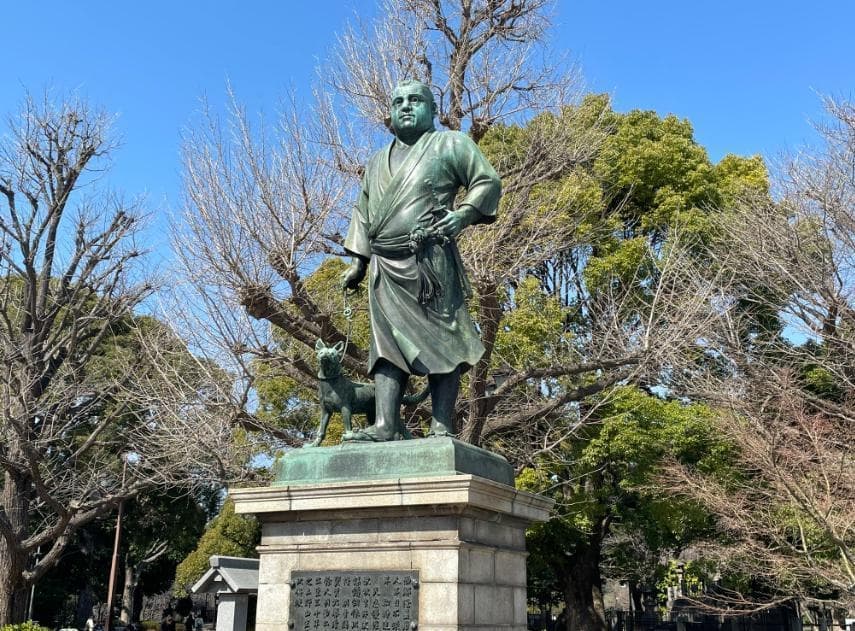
[344,130,501,376]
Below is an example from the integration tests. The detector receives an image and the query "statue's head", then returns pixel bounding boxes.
[390,79,437,140]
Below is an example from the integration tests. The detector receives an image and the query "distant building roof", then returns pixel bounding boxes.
[191,556,259,595]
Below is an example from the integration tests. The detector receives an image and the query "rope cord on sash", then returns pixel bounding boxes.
[409,177,448,306]
[408,226,444,306]
[341,287,355,358]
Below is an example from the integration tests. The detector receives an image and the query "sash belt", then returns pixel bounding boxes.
[369,234,412,259]
[371,230,447,305]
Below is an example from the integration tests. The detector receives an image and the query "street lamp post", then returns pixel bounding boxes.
[105,457,128,631]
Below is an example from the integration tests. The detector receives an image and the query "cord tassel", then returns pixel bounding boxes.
[416,249,443,305]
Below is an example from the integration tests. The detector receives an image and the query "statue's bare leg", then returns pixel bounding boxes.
[369,360,408,441]
[428,367,460,437]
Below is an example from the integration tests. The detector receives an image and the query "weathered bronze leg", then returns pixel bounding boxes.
[372,360,408,441]
[428,366,460,436]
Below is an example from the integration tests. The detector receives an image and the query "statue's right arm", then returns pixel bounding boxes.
[341,255,368,290]
[342,166,373,290]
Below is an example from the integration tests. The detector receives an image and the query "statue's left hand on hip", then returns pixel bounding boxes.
[433,208,474,239]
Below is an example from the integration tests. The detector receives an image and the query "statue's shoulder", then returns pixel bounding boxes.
[435,129,470,142]
[434,129,479,152]
[365,143,390,174]
[368,143,389,162]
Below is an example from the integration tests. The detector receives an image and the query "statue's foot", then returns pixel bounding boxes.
[342,429,375,442]
[345,425,395,442]
[304,437,323,448]
[428,419,454,438]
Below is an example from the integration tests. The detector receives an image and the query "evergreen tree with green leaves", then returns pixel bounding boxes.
[172,500,260,597]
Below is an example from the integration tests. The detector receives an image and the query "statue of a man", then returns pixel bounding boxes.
[341,79,501,440]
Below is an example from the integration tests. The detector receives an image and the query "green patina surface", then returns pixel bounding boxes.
[273,436,514,487]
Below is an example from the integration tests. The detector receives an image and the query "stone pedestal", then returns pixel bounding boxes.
[231,439,553,631]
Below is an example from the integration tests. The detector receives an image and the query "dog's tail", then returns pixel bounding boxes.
[402,384,430,405]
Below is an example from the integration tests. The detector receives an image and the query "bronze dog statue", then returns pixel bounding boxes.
[310,339,428,446]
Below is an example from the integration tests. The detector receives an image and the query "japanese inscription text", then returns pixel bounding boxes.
[288,570,419,630]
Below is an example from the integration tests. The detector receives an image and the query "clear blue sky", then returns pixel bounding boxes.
[3,0,853,254]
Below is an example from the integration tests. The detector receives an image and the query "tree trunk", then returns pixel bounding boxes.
[465,281,501,445]
[0,466,32,625]
[561,544,607,631]
[120,558,135,624]
[0,560,29,625]
[629,582,644,614]
[132,586,144,624]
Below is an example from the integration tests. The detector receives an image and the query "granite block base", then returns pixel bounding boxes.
[232,475,553,631]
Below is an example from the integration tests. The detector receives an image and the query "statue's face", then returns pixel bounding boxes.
[390,85,436,138]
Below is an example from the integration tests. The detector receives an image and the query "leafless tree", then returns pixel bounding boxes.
[0,92,246,624]
[664,97,855,611]
[324,0,565,141]
[174,89,356,445]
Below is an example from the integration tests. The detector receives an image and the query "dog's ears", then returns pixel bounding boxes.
[315,339,326,351]
[333,341,345,353]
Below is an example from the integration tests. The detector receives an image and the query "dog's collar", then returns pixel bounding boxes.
[317,373,341,381]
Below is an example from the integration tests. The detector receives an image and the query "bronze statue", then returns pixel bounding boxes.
[341,79,501,440]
